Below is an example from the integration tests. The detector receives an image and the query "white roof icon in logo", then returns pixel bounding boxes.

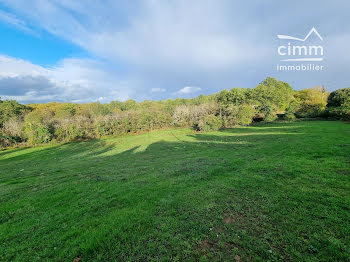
[277,27,323,41]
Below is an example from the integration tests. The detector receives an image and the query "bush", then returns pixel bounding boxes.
[256,103,276,120]
[24,111,53,144]
[4,79,350,148]
[237,105,255,125]
[2,118,24,139]
[0,131,16,148]
[0,100,28,128]
[326,102,350,120]
[25,122,52,144]
[326,88,350,120]
[254,103,277,121]
[283,101,297,121]
[223,105,255,127]
[294,87,328,118]
[327,88,350,107]
[284,112,296,121]
[173,102,219,127]
[197,114,222,131]
[53,117,91,141]
[264,112,278,122]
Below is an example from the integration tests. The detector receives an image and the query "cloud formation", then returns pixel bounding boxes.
[176,86,201,95]
[0,0,349,103]
[0,55,130,103]
[0,9,34,34]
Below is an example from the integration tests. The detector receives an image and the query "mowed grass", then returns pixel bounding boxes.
[0,121,350,261]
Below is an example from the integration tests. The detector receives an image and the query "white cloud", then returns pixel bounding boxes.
[0,1,268,70]
[0,55,48,77]
[0,55,131,103]
[176,86,201,94]
[0,9,34,34]
[0,0,350,102]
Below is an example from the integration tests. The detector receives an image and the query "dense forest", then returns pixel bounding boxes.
[0,77,349,148]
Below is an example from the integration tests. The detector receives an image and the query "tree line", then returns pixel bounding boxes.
[1,77,349,148]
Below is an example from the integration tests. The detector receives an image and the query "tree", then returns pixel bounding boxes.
[327,88,350,107]
[24,111,52,144]
[0,100,27,127]
[197,114,222,131]
[326,87,350,120]
[120,99,139,111]
[217,88,250,108]
[294,87,329,117]
[223,105,255,127]
[251,77,294,111]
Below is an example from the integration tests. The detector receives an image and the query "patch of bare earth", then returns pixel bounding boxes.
[223,212,246,225]
[223,215,233,224]
[73,257,81,262]
[234,255,241,262]
[197,239,212,254]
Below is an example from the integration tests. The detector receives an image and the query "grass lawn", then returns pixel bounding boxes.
[0,120,349,261]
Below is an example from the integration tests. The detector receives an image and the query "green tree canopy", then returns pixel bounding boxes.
[251,77,294,111]
[327,88,350,107]
[0,100,27,127]
[216,88,250,108]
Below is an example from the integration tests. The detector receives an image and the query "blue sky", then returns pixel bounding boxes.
[0,22,87,66]
[0,0,349,103]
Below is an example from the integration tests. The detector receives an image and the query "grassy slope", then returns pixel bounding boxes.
[0,121,349,261]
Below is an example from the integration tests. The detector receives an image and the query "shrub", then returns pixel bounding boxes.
[327,88,350,107]
[25,122,52,144]
[173,102,219,127]
[0,100,27,127]
[197,114,222,131]
[24,111,53,144]
[236,105,255,125]
[257,103,276,118]
[283,101,297,121]
[2,118,24,139]
[254,103,277,122]
[326,101,350,120]
[172,105,191,126]
[264,112,278,122]
[223,105,255,127]
[0,131,17,148]
[5,79,350,147]
[294,87,328,118]
[53,117,89,141]
[284,112,296,121]
[326,88,350,120]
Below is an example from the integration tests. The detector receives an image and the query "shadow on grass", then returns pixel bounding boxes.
[0,139,116,162]
[0,127,304,163]
[0,124,308,187]
[1,122,350,261]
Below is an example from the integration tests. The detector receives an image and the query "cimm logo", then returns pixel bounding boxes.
[277,27,324,71]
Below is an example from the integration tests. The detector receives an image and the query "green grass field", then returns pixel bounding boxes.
[1,121,349,261]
